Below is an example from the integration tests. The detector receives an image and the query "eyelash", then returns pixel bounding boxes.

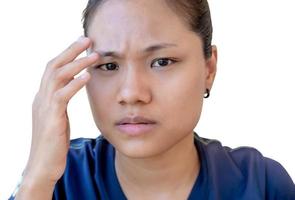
[94,57,178,71]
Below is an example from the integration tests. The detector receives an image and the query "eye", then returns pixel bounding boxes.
[151,58,177,68]
[95,63,119,71]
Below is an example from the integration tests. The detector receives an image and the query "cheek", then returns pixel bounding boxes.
[156,65,205,129]
[86,77,116,127]
[87,73,117,103]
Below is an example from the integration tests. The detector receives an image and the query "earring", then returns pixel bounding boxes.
[204,88,210,98]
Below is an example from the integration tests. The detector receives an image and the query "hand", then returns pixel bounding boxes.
[23,36,98,186]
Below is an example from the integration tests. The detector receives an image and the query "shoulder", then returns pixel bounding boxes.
[196,134,266,172]
[69,135,106,151]
[264,157,295,199]
[66,135,112,165]
[195,134,295,199]
[53,135,113,199]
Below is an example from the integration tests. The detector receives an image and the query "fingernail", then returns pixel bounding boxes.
[88,52,98,58]
[77,35,87,43]
[80,72,90,80]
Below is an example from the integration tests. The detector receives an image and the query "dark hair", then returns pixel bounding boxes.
[82,0,213,59]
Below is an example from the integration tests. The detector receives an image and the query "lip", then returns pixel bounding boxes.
[115,116,157,125]
[115,116,157,136]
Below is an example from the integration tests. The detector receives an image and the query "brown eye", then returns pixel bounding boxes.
[151,58,176,68]
[95,63,119,71]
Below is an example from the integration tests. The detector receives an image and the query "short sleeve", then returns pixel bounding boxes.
[265,158,295,199]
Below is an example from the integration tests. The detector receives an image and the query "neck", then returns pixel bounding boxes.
[115,132,200,198]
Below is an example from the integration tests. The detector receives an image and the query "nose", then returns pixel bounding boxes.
[116,67,152,106]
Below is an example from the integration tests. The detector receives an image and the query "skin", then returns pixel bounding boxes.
[15,0,216,199]
[86,0,217,199]
[16,38,99,200]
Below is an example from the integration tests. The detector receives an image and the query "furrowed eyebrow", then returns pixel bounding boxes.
[95,43,178,59]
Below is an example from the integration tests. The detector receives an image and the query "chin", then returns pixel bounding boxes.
[114,140,167,159]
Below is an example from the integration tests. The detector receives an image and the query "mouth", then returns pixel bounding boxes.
[115,116,157,136]
[120,122,153,125]
[115,116,157,125]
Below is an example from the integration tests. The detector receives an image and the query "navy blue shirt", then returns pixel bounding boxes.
[10,133,295,199]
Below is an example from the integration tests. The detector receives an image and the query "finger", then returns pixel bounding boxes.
[51,52,98,88]
[47,36,91,69]
[52,71,91,114]
[46,52,98,93]
[39,37,93,92]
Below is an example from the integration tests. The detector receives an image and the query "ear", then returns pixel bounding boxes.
[205,45,217,91]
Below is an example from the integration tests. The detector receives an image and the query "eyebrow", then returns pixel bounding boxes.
[95,43,178,59]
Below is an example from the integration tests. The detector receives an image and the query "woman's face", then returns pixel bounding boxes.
[86,0,216,158]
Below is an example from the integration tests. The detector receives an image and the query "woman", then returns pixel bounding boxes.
[11,0,294,199]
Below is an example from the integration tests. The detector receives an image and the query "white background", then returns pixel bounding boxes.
[0,0,294,198]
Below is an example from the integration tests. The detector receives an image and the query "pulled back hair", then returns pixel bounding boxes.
[82,0,213,59]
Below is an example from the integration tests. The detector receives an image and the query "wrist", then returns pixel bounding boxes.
[15,173,56,200]
[23,173,56,188]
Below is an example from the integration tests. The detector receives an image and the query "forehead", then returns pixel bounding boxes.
[87,0,197,52]
[89,0,189,31]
